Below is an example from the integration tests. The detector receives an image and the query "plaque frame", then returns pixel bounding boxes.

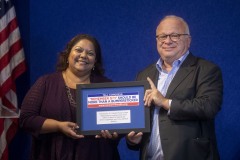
[76,81,150,135]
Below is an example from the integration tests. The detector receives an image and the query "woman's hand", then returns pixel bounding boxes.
[95,130,118,140]
[58,121,84,139]
[41,119,84,139]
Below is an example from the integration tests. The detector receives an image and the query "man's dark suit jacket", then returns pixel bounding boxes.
[130,53,223,160]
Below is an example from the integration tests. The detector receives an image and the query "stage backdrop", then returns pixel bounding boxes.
[11,0,240,160]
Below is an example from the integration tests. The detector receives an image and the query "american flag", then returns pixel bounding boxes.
[0,0,26,159]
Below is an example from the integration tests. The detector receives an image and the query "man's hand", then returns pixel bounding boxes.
[126,131,143,145]
[144,77,170,110]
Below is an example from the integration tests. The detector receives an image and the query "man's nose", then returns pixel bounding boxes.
[165,35,172,43]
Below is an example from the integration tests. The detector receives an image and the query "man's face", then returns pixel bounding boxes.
[156,18,191,63]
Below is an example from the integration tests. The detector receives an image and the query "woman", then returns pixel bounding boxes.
[20,34,120,160]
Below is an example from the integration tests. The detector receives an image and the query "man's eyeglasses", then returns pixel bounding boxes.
[156,33,189,42]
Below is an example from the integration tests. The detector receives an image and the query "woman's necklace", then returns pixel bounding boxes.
[64,72,77,107]
[65,85,77,107]
[63,71,90,107]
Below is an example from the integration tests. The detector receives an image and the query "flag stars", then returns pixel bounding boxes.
[0,0,9,11]
[0,0,9,3]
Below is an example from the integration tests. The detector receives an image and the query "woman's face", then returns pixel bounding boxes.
[68,39,96,75]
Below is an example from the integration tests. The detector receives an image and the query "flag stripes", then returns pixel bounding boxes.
[0,0,26,159]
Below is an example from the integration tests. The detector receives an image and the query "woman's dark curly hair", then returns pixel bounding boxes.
[56,34,105,75]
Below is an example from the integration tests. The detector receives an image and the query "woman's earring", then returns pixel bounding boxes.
[92,66,95,71]
[67,60,69,64]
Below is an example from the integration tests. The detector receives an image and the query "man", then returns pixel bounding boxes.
[126,15,223,160]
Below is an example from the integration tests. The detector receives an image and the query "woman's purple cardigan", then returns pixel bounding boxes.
[20,72,120,160]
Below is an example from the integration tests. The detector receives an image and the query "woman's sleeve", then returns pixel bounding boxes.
[19,76,48,137]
